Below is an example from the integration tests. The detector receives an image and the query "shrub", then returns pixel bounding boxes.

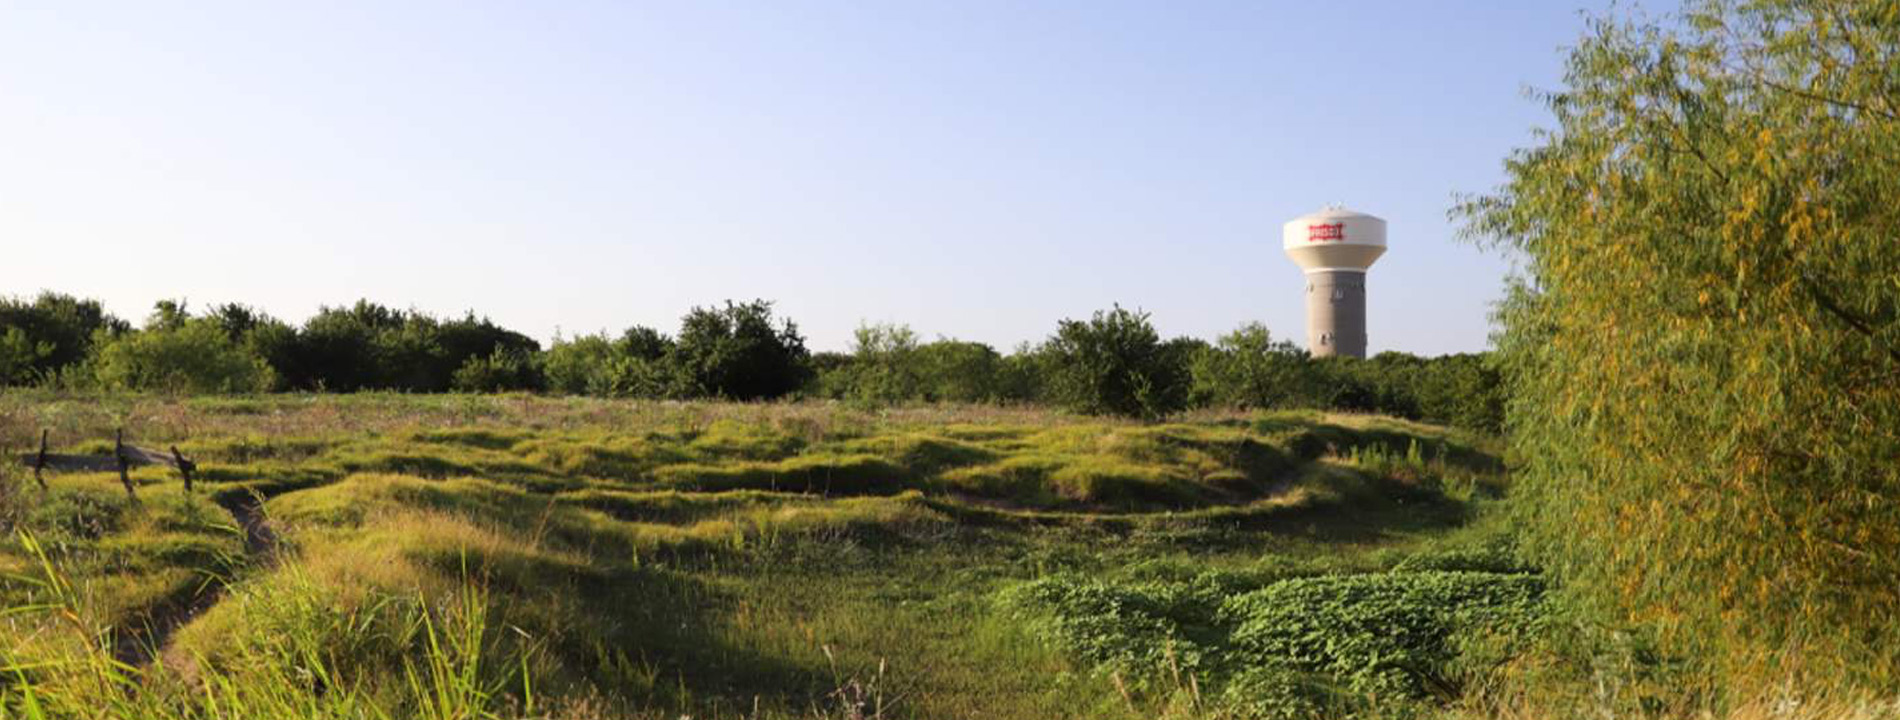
[0,326,49,387]
[804,350,855,399]
[544,332,615,395]
[1189,323,1314,409]
[451,347,544,392]
[205,303,299,389]
[916,339,1007,403]
[667,299,810,400]
[1038,305,1191,420]
[1236,350,1505,433]
[1406,352,1503,433]
[0,292,127,385]
[544,326,672,397]
[845,322,924,404]
[810,335,1024,405]
[92,308,275,393]
[993,345,1045,402]
[285,301,388,391]
[1,290,1504,430]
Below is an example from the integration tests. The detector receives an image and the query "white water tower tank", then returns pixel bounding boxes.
[1282,206,1387,358]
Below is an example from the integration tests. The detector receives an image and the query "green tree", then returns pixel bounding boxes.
[544,332,615,395]
[544,326,672,397]
[0,292,127,385]
[845,322,923,404]
[207,302,298,389]
[1408,353,1502,433]
[600,326,674,398]
[289,301,397,391]
[995,343,1046,403]
[282,302,540,392]
[0,326,52,386]
[431,313,542,390]
[1038,305,1189,420]
[147,299,191,331]
[916,339,1006,403]
[1458,0,1900,689]
[1189,322,1313,409]
[667,300,809,400]
[451,347,544,392]
[93,305,275,393]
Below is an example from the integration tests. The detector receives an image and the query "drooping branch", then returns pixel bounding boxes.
[1799,273,1900,367]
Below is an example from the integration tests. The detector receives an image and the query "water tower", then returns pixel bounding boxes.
[1282,206,1387,358]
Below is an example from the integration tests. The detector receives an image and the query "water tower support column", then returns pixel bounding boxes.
[1305,269,1367,358]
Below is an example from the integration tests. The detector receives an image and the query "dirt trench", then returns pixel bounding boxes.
[111,492,280,670]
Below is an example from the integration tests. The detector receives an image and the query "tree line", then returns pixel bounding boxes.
[0,292,1500,430]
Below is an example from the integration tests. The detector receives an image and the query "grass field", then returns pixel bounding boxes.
[2,393,1545,719]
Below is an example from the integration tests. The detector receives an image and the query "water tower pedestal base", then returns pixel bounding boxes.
[1305,269,1368,358]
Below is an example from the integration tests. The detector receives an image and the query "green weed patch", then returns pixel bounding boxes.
[1002,569,1545,718]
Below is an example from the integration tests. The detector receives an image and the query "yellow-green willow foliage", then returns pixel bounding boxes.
[1459,0,1900,691]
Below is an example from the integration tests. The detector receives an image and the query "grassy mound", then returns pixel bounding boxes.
[1,394,1523,719]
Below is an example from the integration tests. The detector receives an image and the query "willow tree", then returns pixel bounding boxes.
[1460,0,1900,690]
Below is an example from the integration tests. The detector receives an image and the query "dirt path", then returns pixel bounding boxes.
[111,492,280,670]
[216,493,279,558]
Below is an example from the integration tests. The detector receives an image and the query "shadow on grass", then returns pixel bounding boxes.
[926,471,1473,552]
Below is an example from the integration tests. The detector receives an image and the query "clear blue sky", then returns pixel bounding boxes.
[0,1,1668,355]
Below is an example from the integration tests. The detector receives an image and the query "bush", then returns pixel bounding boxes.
[92,309,276,394]
[0,326,49,387]
[667,300,809,400]
[994,345,1045,403]
[451,348,544,392]
[284,301,387,391]
[205,303,299,389]
[544,326,672,397]
[844,322,924,404]
[804,350,854,399]
[0,292,127,385]
[1406,353,1503,433]
[1189,323,1314,409]
[1038,305,1191,420]
[809,332,1027,406]
[915,339,1007,403]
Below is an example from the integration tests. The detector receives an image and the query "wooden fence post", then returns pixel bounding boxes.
[171,446,195,493]
[34,429,48,490]
[115,428,136,500]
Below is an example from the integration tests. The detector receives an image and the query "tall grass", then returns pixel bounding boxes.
[2,531,524,720]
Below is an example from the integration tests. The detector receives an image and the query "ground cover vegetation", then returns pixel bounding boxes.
[0,295,1503,433]
[1,394,1544,719]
